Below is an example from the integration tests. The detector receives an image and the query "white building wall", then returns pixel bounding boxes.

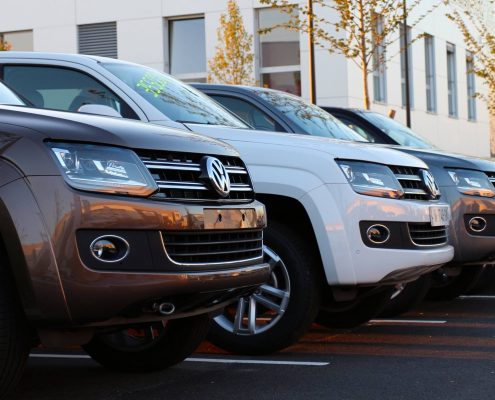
[0,0,490,157]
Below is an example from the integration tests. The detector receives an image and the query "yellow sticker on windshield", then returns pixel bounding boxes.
[136,72,167,98]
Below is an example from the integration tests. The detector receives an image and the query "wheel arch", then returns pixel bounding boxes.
[256,193,323,271]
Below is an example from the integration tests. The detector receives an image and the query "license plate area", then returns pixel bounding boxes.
[429,205,451,227]
[204,208,257,230]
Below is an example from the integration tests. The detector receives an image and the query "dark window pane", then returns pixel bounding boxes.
[261,71,301,96]
[3,66,138,119]
[211,95,285,132]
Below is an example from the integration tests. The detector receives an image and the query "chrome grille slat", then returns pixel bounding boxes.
[403,188,428,195]
[137,150,254,202]
[162,229,263,265]
[390,166,430,201]
[408,222,448,246]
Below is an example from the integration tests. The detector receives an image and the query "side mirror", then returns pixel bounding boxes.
[77,104,122,118]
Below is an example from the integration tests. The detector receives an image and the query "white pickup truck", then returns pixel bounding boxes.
[0,53,455,355]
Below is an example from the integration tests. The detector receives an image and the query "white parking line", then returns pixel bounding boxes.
[29,353,329,366]
[185,358,329,366]
[369,319,447,324]
[459,295,495,299]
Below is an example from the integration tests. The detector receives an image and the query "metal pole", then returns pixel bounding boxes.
[403,0,412,127]
[308,0,316,104]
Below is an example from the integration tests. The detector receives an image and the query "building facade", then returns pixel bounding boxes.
[0,0,490,157]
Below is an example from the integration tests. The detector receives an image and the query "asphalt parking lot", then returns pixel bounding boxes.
[13,284,495,400]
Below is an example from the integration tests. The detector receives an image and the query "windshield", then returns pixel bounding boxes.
[102,63,248,128]
[0,82,25,106]
[359,111,435,149]
[253,89,366,141]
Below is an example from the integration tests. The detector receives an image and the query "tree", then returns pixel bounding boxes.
[0,35,11,51]
[208,0,255,85]
[259,0,442,109]
[446,0,495,115]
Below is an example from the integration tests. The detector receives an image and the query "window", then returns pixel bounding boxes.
[168,18,206,82]
[258,8,301,95]
[253,89,366,141]
[447,43,458,117]
[3,65,138,119]
[336,116,377,143]
[102,62,248,128]
[424,35,437,112]
[1,30,33,51]
[466,51,476,121]
[78,22,117,58]
[400,24,413,108]
[210,95,285,132]
[372,15,387,103]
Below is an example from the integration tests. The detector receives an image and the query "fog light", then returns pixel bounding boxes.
[90,235,130,262]
[469,217,487,233]
[366,224,390,244]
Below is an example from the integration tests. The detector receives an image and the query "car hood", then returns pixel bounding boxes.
[0,105,238,157]
[185,124,428,169]
[384,145,495,173]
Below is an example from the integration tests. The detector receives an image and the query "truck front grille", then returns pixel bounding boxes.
[485,171,495,187]
[137,150,254,202]
[408,223,448,246]
[161,229,263,265]
[390,166,430,201]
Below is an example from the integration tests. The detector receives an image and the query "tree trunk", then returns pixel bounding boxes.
[357,0,370,110]
[362,63,370,110]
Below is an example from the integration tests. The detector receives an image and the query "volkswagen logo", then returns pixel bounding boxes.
[201,156,231,197]
[421,170,441,199]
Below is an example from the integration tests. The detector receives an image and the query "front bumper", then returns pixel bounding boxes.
[442,186,495,265]
[1,176,270,327]
[301,183,454,286]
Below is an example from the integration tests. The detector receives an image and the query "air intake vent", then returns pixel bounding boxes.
[408,223,448,246]
[390,166,430,201]
[78,22,117,58]
[137,150,254,203]
[162,229,263,265]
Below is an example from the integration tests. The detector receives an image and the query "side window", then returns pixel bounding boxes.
[3,65,139,119]
[210,95,285,132]
[337,116,376,143]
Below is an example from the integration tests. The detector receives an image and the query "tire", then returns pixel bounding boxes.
[83,314,210,372]
[207,221,322,355]
[316,287,394,329]
[0,262,31,399]
[427,265,485,301]
[468,265,495,294]
[379,274,432,317]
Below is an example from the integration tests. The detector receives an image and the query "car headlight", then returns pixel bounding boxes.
[47,142,158,196]
[447,169,495,197]
[337,160,404,199]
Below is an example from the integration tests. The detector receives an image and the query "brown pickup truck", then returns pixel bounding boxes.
[0,83,269,397]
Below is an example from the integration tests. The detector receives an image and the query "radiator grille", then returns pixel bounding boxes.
[390,166,430,201]
[162,229,263,265]
[408,223,448,246]
[137,150,254,202]
[485,171,495,187]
